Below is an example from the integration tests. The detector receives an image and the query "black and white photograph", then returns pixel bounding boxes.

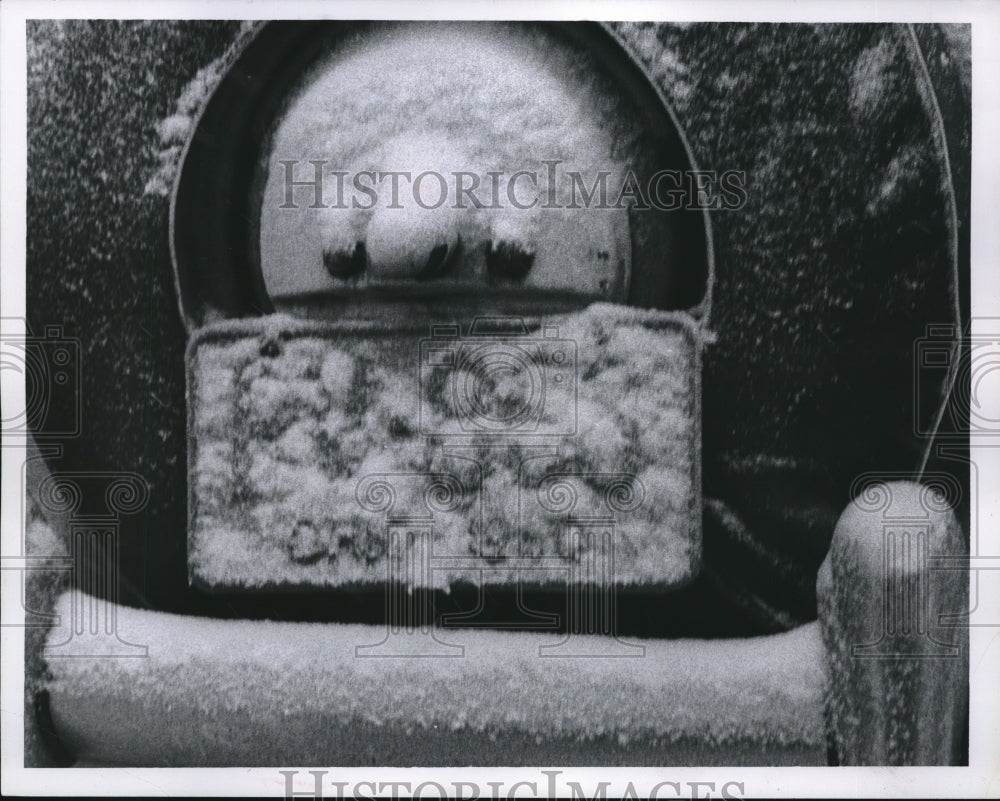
[1,1,998,797]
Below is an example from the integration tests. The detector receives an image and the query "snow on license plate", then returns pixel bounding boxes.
[187,304,702,590]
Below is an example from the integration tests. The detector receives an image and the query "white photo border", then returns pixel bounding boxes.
[2,1,998,797]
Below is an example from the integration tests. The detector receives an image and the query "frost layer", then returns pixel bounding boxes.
[188,304,702,589]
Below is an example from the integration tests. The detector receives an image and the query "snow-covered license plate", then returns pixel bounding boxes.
[187,304,702,590]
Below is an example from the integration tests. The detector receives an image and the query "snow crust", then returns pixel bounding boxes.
[188,304,702,589]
